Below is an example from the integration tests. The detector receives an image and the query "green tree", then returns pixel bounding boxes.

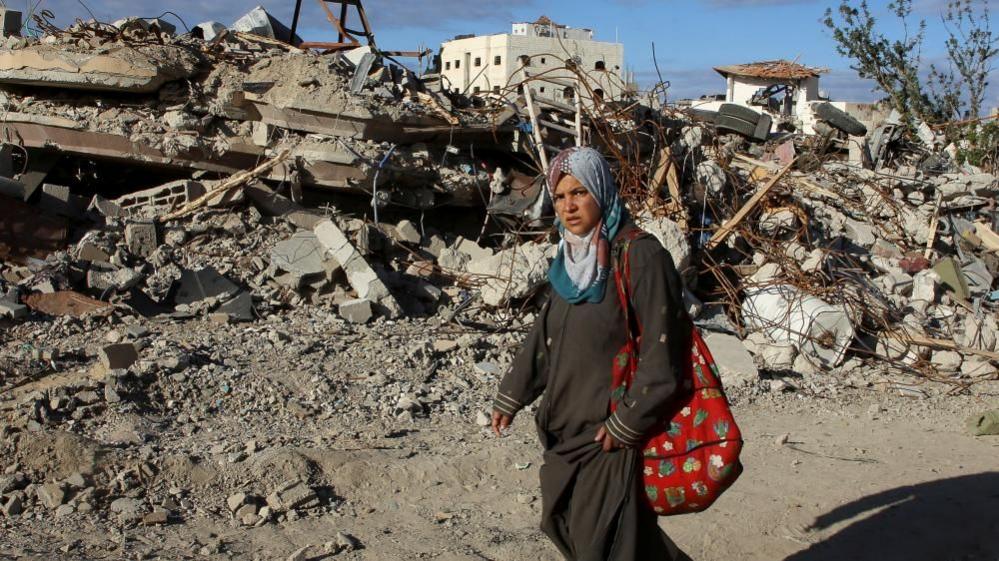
[824,0,997,124]
[823,0,931,124]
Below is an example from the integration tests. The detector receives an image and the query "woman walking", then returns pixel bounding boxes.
[492,147,693,561]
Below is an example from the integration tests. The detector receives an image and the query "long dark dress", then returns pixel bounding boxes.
[494,227,693,561]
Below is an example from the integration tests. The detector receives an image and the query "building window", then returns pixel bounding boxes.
[540,57,546,64]
[563,87,574,99]
[519,55,531,66]
[474,57,481,67]
[539,86,546,93]
[595,60,606,71]
[494,55,501,65]
[594,88,605,101]
[493,85,500,93]
[455,60,460,69]
[474,86,481,93]
[445,61,451,70]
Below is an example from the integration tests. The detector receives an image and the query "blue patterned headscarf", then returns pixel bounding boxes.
[546,147,628,304]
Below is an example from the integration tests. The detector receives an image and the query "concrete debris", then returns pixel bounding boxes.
[466,242,553,307]
[0,10,996,550]
[702,331,760,387]
[314,219,401,318]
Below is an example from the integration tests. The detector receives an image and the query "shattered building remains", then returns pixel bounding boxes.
[0,0,998,547]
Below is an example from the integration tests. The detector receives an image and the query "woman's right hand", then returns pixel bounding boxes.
[491,410,514,437]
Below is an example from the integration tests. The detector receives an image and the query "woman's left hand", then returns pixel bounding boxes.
[594,425,625,452]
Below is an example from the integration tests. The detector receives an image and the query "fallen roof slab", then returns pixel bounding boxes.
[0,44,200,93]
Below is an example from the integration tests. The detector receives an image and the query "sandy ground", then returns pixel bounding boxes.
[2,379,996,561]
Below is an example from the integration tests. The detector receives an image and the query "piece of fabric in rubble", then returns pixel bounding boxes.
[546,147,628,304]
[494,226,691,561]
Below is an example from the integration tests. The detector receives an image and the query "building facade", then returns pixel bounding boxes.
[438,17,625,106]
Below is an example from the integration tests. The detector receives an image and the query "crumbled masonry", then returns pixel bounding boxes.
[1,4,997,551]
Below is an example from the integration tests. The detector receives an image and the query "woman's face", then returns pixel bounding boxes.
[553,174,601,236]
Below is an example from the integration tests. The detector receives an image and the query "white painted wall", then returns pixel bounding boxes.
[440,26,624,106]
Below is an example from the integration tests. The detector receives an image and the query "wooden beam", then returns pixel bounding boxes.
[705,160,795,250]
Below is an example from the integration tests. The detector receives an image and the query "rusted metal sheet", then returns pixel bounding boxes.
[0,198,67,263]
[24,291,112,317]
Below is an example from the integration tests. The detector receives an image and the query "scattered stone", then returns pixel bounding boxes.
[124,221,158,258]
[142,509,169,525]
[37,483,66,509]
[98,343,138,370]
[266,480,318,511]
[109,497,144,522]
[338,298,373,324]
[394,219,421,244]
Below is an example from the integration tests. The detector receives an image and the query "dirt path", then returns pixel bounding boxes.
[3,385,996,561]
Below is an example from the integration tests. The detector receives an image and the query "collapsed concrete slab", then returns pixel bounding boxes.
[314,219,402,318]
[466,242,553,307]
[0,43,199,93]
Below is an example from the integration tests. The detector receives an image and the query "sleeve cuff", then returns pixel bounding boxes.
[493,392,523,416]
[605,411,644,447]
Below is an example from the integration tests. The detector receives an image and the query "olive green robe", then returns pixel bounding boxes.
[494,228,693,561]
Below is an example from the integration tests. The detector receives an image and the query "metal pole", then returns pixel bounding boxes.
[289,0,303,45]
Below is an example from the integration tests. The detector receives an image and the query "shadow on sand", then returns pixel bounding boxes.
[785,472,999,561]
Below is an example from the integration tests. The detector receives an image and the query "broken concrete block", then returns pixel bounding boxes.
[961,358,994,378]
[958,314,998,352]
[343,45,374,68]
[742,285,854,368]
[758,209,797,236]
[99,343,138,370]
[930,350,963,371]
[0,42,199,93]
[227,492,248,513]
[77,242,110,263]
[695,160,726,195]
[635,215,691,271]
[2,494,22,517]
[271,232,326,277]
[909,270,939,315]
[843,218,876,248]
[125,222,158,258]
[339,298,373,324]
[437,248,470,271]
[174,267,239,306]
[115,180,206,219]
[454,237,493,262]
[218,292,254,322]
[0,298,27,320]
[87,195,123,218]
[231,6,299,43]
[265,480,318,511]
[394,220,421,244]
[86,263,144,292]
[192,21,226,41]
[142,509,169,525]
[37,483,66,509]
[314,219,401,318]
[702,332,759,387]
[466,242,552,307]
[109,497,144,523]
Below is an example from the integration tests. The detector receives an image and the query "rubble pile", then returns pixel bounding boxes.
[0,12,497,208]
[1,6,998,546]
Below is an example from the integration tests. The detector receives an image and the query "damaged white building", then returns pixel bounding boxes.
[438,16,627,105]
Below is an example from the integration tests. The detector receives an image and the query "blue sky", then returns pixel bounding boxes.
[27,0,999,108]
